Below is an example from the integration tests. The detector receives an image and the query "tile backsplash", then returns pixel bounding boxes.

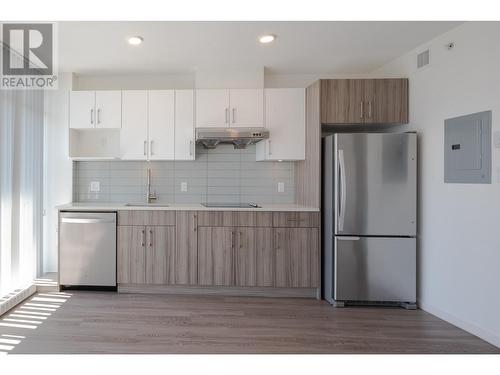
[73,144,295,205]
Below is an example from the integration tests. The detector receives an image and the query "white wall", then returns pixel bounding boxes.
[73,74,195,90]
[372,21,500,347]
[43,73,74,273]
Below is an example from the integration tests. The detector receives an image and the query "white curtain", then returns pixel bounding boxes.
[0,86,44,298]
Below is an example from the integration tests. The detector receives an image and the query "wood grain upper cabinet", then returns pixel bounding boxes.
[320,79,408,125]
[229,89,263,128]
[197,226,234,286]
[363,79,408,124]
[320,79,364,124]
[274,228,320,288]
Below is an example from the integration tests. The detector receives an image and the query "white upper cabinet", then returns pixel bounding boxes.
[229,89,263,128]
[195,88,264,128]
[175,90,195,160]
[148,90,175,160]
[70,91,121,129]
[69,91,96,129]
[121,91,149,160]
[95,91,122,129]
[256,88,305,161]
[195,89,230,128]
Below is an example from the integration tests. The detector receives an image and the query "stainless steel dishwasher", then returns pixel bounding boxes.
[59,212,117,290]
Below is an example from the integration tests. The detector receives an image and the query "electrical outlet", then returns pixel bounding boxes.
[90,181,100,192]
[181,182,188,192]
[277,182,285,193]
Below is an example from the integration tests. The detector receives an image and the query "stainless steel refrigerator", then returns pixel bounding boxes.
[322,133,417,308]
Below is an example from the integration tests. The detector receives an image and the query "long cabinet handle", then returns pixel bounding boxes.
[231,231,234,249]
[90,109,94,125]
[141,230,145,247]
[193,214,197,232]
[232,108,236,123]
[368,101,372,118]
[189,140,193,156]
[144,140,147,156]
[360,101,364,119]
[149,229,153,247]
[61,218,114,224]
[97,108,101,124]
[150,140,154,156]
[338,149,347,232]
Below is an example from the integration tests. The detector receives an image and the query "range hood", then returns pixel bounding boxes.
[196,128,269,149]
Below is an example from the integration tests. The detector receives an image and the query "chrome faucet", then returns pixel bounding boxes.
[146,168,157,204]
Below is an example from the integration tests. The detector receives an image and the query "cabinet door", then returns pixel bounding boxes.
[195,89,230,128]
[175,211,198,284]
[117,226,146,284]
[175,90,195,160]
[197,226,234,286]
[229,89,263,128]
[69,91,95,129]
[275,228,320,288]
[148,90,175,160]
[257,88,305,161]
[235,227,274,287]
[121,91,148,160]
[146,226,175,284]
[95,91,122,128]
[320,79,364,124]
[364,79,409,124]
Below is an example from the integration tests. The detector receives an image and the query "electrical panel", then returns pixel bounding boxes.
[444,110,491,184]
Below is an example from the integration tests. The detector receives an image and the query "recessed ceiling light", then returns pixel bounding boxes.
[259,35,275,44]
[127,36,144,45]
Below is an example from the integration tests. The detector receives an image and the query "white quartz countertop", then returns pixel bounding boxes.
[56,202,320,212]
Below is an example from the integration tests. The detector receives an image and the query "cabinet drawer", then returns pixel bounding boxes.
[197,211,273,227]
[118,210,176,226]
[273,212,320,227]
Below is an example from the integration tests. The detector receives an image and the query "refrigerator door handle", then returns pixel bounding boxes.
[337,236,360,241]
[338,149,347,232]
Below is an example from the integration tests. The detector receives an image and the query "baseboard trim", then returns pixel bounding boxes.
[0,284,37,316]
[419,300,500,349]
[118,284,318,298]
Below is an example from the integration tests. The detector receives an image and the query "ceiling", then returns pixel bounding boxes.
[58,21,462,75]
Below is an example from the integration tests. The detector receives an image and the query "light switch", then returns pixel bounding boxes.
[90,181,100,192]
[277,182,285,193]
[181,182,188,192]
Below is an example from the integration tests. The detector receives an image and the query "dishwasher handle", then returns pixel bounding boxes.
[61,218,115,224]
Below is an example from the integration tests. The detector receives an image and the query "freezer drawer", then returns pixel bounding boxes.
[334,236,416,303]
[59,212,117,287]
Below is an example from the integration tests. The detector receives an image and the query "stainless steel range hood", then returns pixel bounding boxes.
[196,128,269,149]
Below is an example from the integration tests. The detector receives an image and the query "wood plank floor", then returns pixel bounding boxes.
[0,291,497,354]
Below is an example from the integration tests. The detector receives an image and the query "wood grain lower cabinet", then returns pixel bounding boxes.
[197,227,234,286]
[118,226,146,284]
[275,228,320,288]
[118,225,175,285]
[145,226,175,284]
[235,228,274,287]
[175,211,198,284]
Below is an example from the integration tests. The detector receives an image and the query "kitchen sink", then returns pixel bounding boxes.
[125,203,170,207]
